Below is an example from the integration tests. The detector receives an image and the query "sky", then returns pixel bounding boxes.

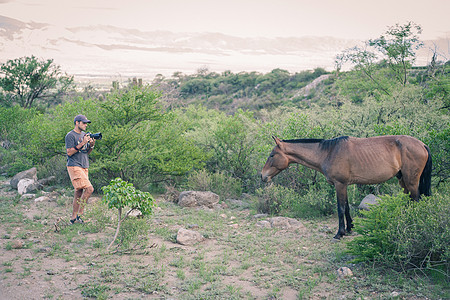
[1,0,449,40]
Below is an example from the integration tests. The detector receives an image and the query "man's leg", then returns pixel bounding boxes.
[71,188,84,221]
[78,186,94,216]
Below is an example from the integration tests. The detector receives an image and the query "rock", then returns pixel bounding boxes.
[269,217,305,230]
[359,194,380,211]
[390,292,400,297]
[176,228,204,245]
[10,167,37,189]
[337,267,353,278]
[17,178,39,195]
[34,196,51,202]
[128,209,143,218]
[178,191,219,208]
[37,176,56,187]
[256,220,271,228]
[20,194,36,200]
[269,217,291,229]
[12,240,24,249]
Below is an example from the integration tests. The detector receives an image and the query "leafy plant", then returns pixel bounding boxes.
[101,178,155,250]
[347,191,450,276]
[187,169,242,200]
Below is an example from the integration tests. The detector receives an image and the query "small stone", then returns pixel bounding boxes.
[337,267,353,278]
[34,196,51,202]
[12,240,24,249]
[176,228,204,246]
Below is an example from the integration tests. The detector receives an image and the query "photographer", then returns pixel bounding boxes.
[65,114,96,224]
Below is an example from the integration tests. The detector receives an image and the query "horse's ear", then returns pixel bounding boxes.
[272,136,283,148]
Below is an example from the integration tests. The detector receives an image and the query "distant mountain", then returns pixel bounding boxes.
[0,15,447,85]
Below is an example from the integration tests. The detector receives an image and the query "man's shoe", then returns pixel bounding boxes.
[70,215,84,224]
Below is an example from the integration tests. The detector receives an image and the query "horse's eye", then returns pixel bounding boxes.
[270,154,275,158]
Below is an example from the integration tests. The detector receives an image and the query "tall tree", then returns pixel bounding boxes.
[336,22,424,96]
[0,56,74,108]
[369,21,423,86]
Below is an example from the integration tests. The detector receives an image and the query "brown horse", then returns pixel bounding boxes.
[261,135,432,239]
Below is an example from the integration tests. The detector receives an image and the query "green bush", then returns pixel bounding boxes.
[255,183,335,218]
[347,191,450,275]
[255,184,296,215]
[187,169,242,200]
[102,177,156,250]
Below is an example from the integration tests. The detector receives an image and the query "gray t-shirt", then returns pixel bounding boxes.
[65,130,90,168]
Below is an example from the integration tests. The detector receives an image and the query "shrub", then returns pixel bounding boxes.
[255,184,334,218]
[347,191,450,275]
[187,169,242,200]
[255,184,297,215]
[102,177,156,250]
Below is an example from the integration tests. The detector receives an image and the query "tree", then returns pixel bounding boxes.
[369,21,423,86]
[336,22,424,96]
[102,177,155,250]
[0,56,74,108]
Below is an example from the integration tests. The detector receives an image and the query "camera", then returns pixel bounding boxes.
[87,132,102,140]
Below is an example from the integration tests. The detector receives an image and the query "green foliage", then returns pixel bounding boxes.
[102,178,155,216]
[117,217,152,249]
[187,170,242,200]
[369,21,423,86]
[347,191,450,274]
[102,177,155,250]
[209,110,258,186]
[92,86,207,189]
[336,21,424,97]
[174,68,329,111]
[256,182,335,217]
[0,56,74,108]
[0,105,40,174]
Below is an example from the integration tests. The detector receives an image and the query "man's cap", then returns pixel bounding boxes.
[74,114,91,123]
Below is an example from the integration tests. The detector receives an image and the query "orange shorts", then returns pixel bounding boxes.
[67,166,92,190]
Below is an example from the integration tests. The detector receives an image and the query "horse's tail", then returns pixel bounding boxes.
[419,145,432,197]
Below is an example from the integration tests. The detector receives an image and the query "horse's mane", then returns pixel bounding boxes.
[282,136,349,150]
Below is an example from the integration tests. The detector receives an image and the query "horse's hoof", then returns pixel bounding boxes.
[331,237,341,243]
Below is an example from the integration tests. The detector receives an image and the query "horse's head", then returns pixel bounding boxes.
[261,136,290,182]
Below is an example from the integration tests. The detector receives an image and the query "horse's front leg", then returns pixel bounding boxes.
[345,199,353,233]
[334,183,348,240]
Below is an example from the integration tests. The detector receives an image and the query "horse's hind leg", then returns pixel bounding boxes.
[398,171,421,201]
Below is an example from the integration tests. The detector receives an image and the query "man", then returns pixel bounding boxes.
[65,114,96,224]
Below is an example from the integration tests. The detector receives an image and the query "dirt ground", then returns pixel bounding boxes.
[0,179,444,300]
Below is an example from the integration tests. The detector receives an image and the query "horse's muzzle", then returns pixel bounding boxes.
[261,174,271,183]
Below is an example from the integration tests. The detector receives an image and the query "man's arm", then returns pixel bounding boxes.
[66,134,92,156]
